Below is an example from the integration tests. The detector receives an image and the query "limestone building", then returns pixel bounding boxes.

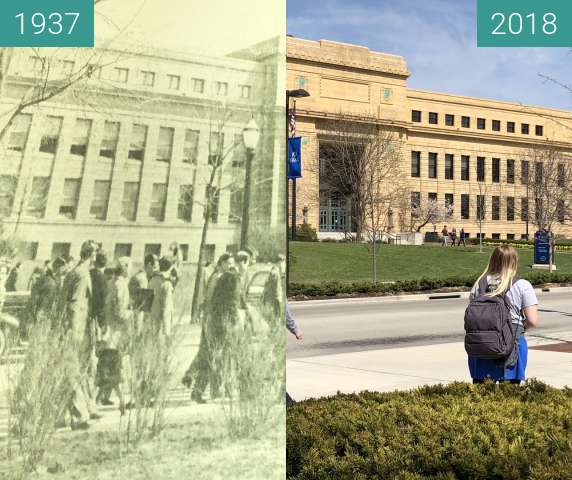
[287,36,572,240]
[0,38,283,264]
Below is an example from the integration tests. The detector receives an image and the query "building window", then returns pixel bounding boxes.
[461,194,470,219]
[90,180,110,220]
[558,163,566,187]
[167,74,180,90]
[506,197,515,221]
[0,175,17,217]
[445,114,454,126]
[140,70,155,87]
[100,121,120,159]
[428,192,438,202]
[18,241,38,260]
[114,243,132,258]
[28,55,44,72]
[477,156,485,182]
[156,127,174,162]
[461,116,470,128]
[177,184,193,222]
[229,188,243,223]
[507,121,515,133]
[492,233,501,240]
[557,200,566,223]
[477,118,486,130]
[113,67,129,83]
[492,196,500,220]
[128,124,147,160]
[428,152,437,179]
[535,162,543,184]
[26,177,50,218]
[183,129,200,164]
[410,192,421,215]
[69,118,92,156]
[144,244,161,258]
[232,133,245,168]
[521,197,529,221]
[477,195,485,220]
[411,151,421,178]
[428,112,438,124]
[444,154,454,180]
[492,158,500,183]
[209,132,224,165]
[192,78,204,93]
[206,186,220,223]
[521,234,528,240]
[445,193,454,209]
[240,85,251,99]
[179,244,189,262]
[149,183,167,221]
[507,159,515,184]
[492,120,501,131]
[59,178,80,219]
[203,244,216,264]
[60,60,75,75]
[411,110,421,122]
[507,234,515,240]
[461,155,470,181]
[52,242,71,260]
[535,125,544,136]
[121,182,139,221]
[39,116,63,154]
[215,81,228,96]
[521,160,529,184]
[7,114,32,152]
[521,123,529,135]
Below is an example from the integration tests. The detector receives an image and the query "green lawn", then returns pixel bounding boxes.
[289,242,572,284]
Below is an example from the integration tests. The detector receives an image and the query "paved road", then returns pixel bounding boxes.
[287,291,572,358]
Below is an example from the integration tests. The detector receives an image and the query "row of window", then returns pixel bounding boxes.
[410,152,567,186]
[411,110,543,136]
[28,56,252,99]
[411,192,566,223]
[7,114,246,167]
[0,175,244,225]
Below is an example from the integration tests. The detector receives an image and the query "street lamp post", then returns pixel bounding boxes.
[286,89,309,287]
[240,118,260,250]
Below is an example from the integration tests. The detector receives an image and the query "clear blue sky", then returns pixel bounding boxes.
[287,0,572,111]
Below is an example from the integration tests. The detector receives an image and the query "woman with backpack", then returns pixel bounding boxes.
[466,245,539,384]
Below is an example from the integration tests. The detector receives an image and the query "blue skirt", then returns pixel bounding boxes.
[468,336,528,381]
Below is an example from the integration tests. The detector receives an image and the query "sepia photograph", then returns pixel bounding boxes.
[0,0,286,478]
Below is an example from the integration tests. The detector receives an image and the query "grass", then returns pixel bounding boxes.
[289,242,572,284]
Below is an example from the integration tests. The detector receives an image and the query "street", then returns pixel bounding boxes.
[287,291,572,399]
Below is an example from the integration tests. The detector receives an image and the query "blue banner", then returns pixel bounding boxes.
[534,230,551,264]
[288,136,302,179]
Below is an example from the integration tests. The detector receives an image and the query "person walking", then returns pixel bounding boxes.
[5,262,20,292]
[441,225,449,247]
[467,245,539,384]
[458,227,466,247]
[450,227,457,247]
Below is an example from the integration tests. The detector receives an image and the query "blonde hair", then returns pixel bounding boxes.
[476,245,518,296]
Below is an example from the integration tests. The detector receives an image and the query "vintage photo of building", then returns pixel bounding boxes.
[0,1,286,478]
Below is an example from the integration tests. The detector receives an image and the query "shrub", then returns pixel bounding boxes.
[287,381,572,479]
[296,224,318,242]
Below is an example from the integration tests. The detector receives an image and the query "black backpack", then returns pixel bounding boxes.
[464,277,519,359]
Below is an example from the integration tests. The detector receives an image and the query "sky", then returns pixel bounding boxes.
[287,0,572,111]
[95,0,285,56]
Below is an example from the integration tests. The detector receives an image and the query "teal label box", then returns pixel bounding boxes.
[478,0,572,47]
[0,0,94,47]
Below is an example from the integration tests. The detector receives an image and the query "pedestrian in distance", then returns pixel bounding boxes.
[465,245,539,385]
[441,225,449,247]
[458,227,466,247]
[450,227,457,247]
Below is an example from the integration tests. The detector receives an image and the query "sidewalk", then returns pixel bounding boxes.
[287,336,572,400]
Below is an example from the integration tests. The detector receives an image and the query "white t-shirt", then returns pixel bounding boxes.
[470,276,538,326]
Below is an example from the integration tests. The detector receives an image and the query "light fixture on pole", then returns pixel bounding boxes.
[286,88,310,289]
[240,118,260,250]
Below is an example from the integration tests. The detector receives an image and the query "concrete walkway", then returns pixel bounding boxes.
[287,337,572,400]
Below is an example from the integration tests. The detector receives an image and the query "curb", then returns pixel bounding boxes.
[289,285,572,307]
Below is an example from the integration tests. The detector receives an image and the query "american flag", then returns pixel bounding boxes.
[289,100,296,137]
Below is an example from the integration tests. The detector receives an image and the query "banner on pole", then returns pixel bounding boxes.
[287,136,302,179]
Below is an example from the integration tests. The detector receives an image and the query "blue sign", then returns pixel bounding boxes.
[534,230,551,264]
[288,136,302,179]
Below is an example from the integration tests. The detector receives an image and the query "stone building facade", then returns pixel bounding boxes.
[287,36,572,240]
[0,39,283,264]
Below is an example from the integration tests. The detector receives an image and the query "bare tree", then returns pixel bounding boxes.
[472,179,490,254]
[317,112,405,242]
[409,198,453,234]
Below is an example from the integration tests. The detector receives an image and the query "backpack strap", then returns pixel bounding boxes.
[477,276,489,295]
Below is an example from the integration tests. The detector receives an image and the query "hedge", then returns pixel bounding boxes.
[287,381,572,480]
[473,238,572,251]
[289,272,572,298]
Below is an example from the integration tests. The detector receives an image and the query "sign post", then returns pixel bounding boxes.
[533,229,556,270]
